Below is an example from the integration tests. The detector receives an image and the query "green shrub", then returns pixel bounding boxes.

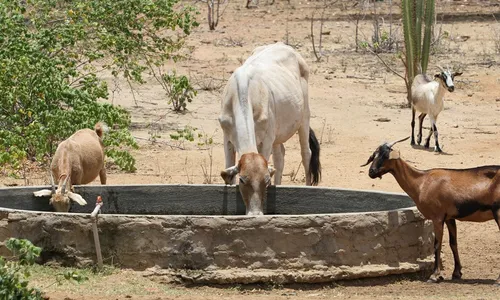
[0,0,198,172]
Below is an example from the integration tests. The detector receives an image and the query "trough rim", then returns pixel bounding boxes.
[0,183,418,217]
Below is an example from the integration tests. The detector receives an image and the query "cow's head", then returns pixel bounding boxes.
[33,174,87,212]
[221,153,275,216]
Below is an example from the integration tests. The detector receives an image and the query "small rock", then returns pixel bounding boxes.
[452,124,459,128]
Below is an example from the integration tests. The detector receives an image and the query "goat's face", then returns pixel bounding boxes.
[361,137,409,179]
[435,70,463,93]
[221,153,275,216]
[33,175,88,212]
[50,192,72,212]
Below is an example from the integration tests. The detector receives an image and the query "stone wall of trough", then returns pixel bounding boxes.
[0,208,434,284]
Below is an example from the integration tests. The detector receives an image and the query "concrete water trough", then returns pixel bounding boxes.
[0,184,434,284]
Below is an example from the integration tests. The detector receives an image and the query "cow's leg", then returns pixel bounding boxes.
[411,106,416,145]
[298,125,312,186]
[428,218,445,283]
[417,113,427,145]
[445,219,462,280]
[272,144,285,185]
[224,134,236,184]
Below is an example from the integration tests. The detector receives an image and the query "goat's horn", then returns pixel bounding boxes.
[436,65,445,72]
[388,136,410,148]
[61,175,70,194]
[50,172,55,194]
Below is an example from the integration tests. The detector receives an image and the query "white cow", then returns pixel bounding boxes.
[219,42,321,215]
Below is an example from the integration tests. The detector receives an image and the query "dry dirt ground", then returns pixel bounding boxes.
[3,0,500,299]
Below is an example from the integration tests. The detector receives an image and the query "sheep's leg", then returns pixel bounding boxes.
[429,219,445,283]
[99,168,107,185]
[411,107,416,145]
[417,113,427,145]
[445,219,462,280]
[272,144,285,185]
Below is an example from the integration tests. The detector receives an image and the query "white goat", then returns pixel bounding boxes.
[410,67,462,152]
[34,123,107,212]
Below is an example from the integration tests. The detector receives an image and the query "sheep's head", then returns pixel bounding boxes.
[33,175,87,212]
[221,153,275,216]
[361,137,409,179]
[435,66,462,92]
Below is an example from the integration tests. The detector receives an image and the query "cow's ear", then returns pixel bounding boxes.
[221,166,239,185]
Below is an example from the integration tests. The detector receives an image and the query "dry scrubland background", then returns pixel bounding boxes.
[2,0,500,299]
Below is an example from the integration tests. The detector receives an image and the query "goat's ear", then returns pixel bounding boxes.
[67,192,87,206]
[360,154,375,167]
[434,73,441,78]
[389,150,400,160]
[33,189,53,197]
[268,166,275,178]
[453,72,463,77]
[221,166,239,185]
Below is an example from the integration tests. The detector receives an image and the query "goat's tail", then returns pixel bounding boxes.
[94,122,109,138]
[309,128,321,186]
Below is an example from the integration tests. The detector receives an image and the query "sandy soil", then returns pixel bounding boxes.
[3,0,500,299]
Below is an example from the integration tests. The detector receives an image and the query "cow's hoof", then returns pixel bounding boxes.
[427,275,444,283]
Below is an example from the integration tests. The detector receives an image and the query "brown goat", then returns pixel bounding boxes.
[362,137,500,285]
[33,123,107,212]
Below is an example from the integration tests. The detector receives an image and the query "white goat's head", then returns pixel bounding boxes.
[435,66,463,93]
[33,174,87,212]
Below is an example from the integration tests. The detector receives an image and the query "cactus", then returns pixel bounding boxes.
[401,0,435,104]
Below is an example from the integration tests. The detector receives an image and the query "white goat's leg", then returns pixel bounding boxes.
[429,116,442,152]
[223,134,236,184]
[417,113,427,145]
[429,219,445,283]
[298,125,312,186]
[272,144,285,185]
[411,107,416,145]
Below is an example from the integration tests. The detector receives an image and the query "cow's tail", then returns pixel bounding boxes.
[309,128,321,185]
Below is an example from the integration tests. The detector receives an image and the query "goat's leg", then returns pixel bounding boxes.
[411,107,416,145]
[429,219,445,283]
[494,205,500,285]
[272,144,285,185]
[424,120,434,149]
[417,113,427,145]
[432,122,442,152]
[99,168,107,185]
[445,219,462,279]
